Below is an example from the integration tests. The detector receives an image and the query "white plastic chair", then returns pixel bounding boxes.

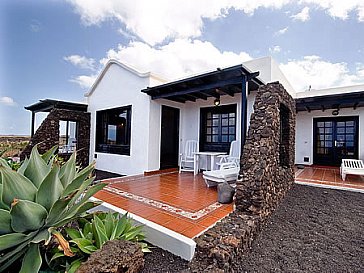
[216,140,240,168]
[179,140,198,173]
[340,159,364,181]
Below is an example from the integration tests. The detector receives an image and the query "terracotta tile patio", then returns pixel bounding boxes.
[93,171,234,239]
[295,165,364,191]
[93,166,363,241]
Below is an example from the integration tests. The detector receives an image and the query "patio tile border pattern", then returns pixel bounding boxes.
[104,186,223,220]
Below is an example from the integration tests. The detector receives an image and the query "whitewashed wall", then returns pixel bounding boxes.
[86,57,295,175]
[87,63,157,175]
[295,108,364,165]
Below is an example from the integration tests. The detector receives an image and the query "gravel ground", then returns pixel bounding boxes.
[142,184,364,273]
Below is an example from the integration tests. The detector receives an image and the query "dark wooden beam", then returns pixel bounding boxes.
[219,87,234,97]
[151,77,242,100]
[246,71,260,81]
[182,94,196,102]
[305,106,311,112]
[321,105,325,112]
[167,97,186,104]
[190,93,207,100]
[353,102,359,110]
[31,111,35,137]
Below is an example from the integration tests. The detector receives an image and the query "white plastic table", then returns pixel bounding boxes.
[193,151,226,175]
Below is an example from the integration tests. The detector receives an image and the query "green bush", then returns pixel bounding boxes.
[48,211,150,272]
[0,145,105,273]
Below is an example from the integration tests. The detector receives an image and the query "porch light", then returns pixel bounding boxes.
[214,96,220,106]
[332,109,339,116]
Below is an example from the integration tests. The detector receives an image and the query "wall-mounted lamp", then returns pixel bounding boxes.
[214,96,220,106]
[332,109,339,116]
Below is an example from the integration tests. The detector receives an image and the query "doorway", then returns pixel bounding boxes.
[160,106,180,169]
[313,117,359,166]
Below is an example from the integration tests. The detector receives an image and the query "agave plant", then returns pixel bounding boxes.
[48,211,150,272]
[0,145,105,273]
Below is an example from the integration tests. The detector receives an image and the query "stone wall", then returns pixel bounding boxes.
[190,82,296,272]
[21,108,91,167]
[236,82,296,217]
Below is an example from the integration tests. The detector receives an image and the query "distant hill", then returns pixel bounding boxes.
[0,135,30,158]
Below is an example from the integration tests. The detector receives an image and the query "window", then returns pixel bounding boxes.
[96,106,131,155]
[200,104,236,152]
[59,120,77,154]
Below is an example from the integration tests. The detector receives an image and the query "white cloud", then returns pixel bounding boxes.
[269,45,281,53]
[301,0,364,21]
[274,26,289,36]
[280,56,364,91]
[100,39,252,81]
[70,75,97,89]
[64,55,96,70]
[67,1,364,46]
[0,96,16,106]
[291,7,310,21]
[66,0,291,45]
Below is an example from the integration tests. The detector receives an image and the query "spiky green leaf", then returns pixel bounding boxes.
[123,225,145,241]
[0,246,27,272]
[0,232,29,251]
[23,145,50,188]
[17,157,29,175]
[67,258,82,273]
[0,208,12,235]
[59,152,76,188]
[49,252,65,264]
[62,163,94,196]
[104,211,115,239]
[10,200,48,233]
[54,201,99,227]
[65,227,82,240]
[19,243,42,273]
[31,229,51,244]
[83,222,92,237]
[70,238,97,254]
[41,145,58,164]
[0,231,37,263]
[114,213,128,238]
[92,214,108,249]
[0,184,8,210]
[1,166,37,206]
[36,165,63,211]
[0,158,11,170]
[45,197,71,225]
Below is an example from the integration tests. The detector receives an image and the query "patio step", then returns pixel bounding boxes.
[89,197,197,261]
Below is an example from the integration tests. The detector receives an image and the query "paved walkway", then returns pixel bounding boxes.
[295,165,364,191]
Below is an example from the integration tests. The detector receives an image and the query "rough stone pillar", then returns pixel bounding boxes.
[21,108,91,167]
[236,82,296,217]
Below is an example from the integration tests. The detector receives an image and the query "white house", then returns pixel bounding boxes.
[295,84,364,166]
[85,57,295,175]
[85,56,364,175]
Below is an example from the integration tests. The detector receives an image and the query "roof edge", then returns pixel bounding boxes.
[84,59,164,97]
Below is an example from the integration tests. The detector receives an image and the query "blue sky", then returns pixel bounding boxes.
[1,0,364,135]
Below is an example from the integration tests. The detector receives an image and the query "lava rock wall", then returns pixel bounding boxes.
[190,82,296,272]
[21,108,90,167]
[236,82,296,217]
